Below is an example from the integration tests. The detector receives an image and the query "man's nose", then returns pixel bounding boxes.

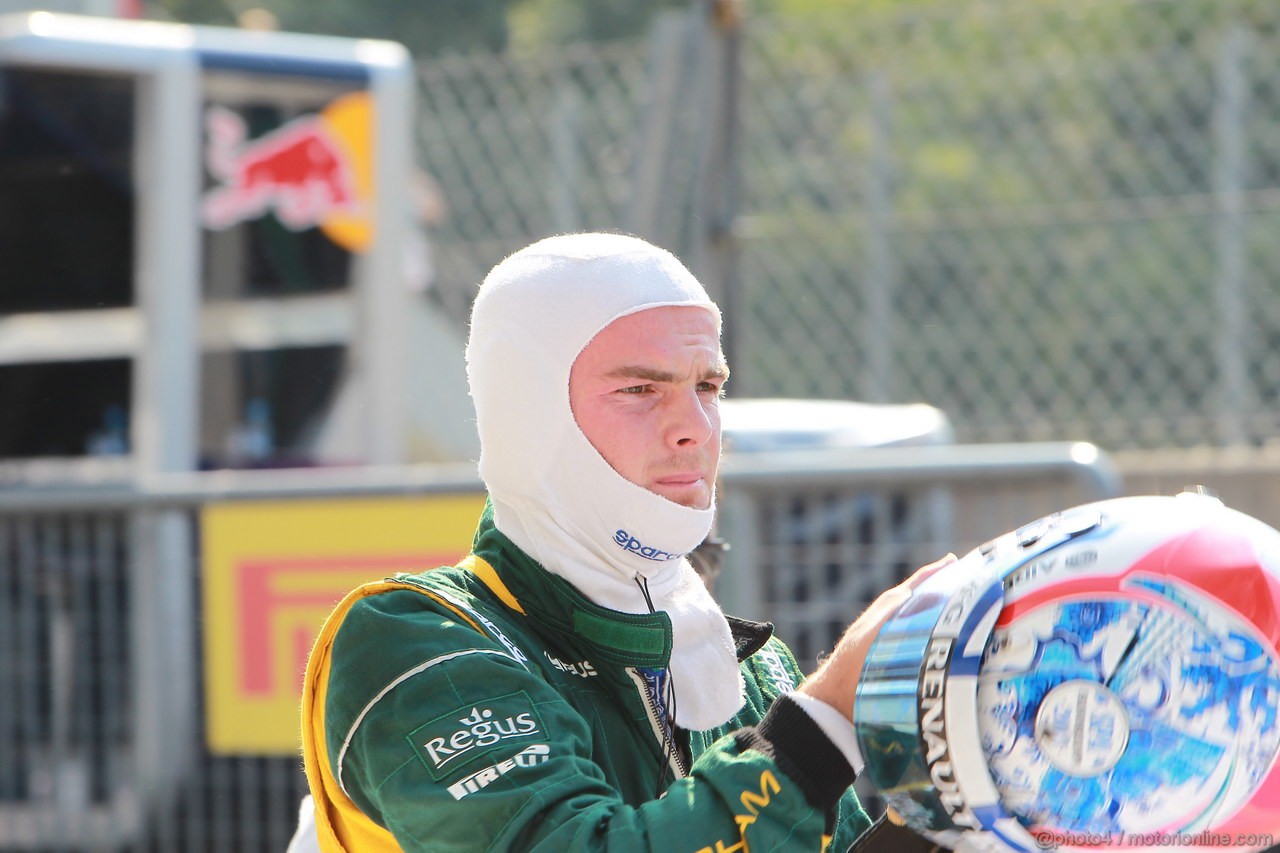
[667,390,716,448]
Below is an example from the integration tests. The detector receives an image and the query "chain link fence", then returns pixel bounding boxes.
[415,6,745,329]
[415,39,657,321]
[417,0,1280,453]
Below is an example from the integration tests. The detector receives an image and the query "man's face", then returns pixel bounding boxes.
[569,306,726,510]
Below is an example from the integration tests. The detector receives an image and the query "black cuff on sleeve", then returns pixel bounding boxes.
[734,695,856,814]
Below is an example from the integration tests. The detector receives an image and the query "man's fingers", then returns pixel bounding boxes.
[861,553,958,629]
[916,550,957,584]
[904,552,957,590]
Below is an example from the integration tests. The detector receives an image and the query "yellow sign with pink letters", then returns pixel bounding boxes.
[201,494,485,754]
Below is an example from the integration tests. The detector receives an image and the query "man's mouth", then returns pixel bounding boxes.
[650,472,713,509]
[653,472,706,487]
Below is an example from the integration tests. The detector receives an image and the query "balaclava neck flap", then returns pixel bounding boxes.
[465,232,743,730]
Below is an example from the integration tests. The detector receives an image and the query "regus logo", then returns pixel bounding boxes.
[614,530,683,562]
[423,706,539,769]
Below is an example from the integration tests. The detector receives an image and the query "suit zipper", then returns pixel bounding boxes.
[626,668,688,779]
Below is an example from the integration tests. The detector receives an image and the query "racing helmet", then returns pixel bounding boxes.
[854,491,1280,852]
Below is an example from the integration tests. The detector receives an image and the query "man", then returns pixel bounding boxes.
[300,232,947,851]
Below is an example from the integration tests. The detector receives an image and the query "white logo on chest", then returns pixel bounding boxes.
[546,652,598,678]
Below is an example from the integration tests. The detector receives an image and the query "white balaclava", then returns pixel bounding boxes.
[466,232,744,729]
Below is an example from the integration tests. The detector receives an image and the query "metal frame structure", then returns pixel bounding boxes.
[0,11,415,471]
[0,15,415,847]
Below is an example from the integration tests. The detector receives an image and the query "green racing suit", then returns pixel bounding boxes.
[301,506,878,852]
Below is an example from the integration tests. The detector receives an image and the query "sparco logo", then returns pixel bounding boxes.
[446,744,550,800]
[614,530,682,562]
[423,706,540,769]
[756,648,796,692]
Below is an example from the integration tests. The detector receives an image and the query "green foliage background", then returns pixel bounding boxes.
[150,0,691,57]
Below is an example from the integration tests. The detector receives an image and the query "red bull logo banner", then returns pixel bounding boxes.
[201,90,375,253]
[201,494,486,754]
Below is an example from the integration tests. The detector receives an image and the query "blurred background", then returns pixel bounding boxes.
[172,0,1280,452]
[1,0,1279,849]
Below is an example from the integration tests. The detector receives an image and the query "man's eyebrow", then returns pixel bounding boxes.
[605,361,730,383]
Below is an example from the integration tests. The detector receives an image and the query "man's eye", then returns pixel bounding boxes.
[618,385,649,394]
[698,381,725,396]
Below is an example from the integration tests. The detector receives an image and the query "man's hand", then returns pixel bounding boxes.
[797,554,958,719]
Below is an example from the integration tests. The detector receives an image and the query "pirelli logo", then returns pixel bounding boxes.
[447,744,550,800]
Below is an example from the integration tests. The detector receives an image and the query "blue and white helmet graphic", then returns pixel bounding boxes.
[854,491,1280,852]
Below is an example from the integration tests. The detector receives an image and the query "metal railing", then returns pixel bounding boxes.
[717,441,1120,665]
[0,444,1119,850]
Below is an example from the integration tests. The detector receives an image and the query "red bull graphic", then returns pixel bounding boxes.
[201,91,375,252]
